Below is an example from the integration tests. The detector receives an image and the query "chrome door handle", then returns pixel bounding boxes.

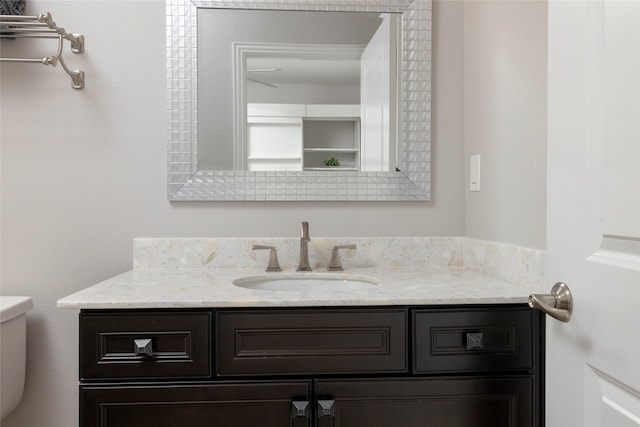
[528,282,573,323]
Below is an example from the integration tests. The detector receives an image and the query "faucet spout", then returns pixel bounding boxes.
[297,221,312,271]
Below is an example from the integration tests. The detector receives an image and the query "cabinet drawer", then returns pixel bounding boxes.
[413,307,534,373]
[80,311,211,380]
[216,308,407,376]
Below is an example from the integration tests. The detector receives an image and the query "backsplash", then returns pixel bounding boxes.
[134,237,545,290]
[133,237,464,270]
[463,238,546,292]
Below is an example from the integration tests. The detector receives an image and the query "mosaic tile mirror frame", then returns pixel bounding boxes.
[167,0,431,201]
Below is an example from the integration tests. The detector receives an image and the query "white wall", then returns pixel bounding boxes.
[0,1,465,426]
[464,0,547,249]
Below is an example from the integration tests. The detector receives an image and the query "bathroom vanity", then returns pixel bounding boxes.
[61,266,546,426]
[78,304,543,427]
[58,236,548,426]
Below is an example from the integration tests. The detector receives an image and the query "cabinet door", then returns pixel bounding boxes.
[315,377,536,427]
[81,381,311,427]
[246,117,303,171]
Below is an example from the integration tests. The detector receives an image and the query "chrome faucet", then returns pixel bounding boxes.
[297,221,312,271]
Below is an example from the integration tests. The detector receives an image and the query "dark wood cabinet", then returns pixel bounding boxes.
[413,306,539,374]
[216,308,407,376]
[81,381,311,427]
[315,376,535,427]
[78,305,543,427]
[80,311,211,381]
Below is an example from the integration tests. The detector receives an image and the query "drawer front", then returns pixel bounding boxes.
[413,307,534,373]
[216,308,407,376]
[80,311,211,380]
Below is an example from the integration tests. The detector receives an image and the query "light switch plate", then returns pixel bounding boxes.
[470,154,481,192]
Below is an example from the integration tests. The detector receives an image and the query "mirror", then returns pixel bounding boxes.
[198,9,398,172]
[167,0,431,201]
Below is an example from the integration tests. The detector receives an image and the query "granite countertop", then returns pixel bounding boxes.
[56,266,534,309]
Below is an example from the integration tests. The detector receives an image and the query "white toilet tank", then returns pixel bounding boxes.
[0,296,33,420]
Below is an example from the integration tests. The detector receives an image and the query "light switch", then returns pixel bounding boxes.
[470,154,481,192]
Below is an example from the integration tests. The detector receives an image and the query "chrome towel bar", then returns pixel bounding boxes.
[0,12,85,89]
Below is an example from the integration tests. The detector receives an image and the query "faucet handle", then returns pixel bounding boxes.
[327,244,357,271]
[252,245,282,272]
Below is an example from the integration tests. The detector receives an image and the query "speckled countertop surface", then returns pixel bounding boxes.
[56,266,534,309]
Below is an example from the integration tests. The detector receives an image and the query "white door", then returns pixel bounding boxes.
[546,1,640,426]
[360,14,398,171]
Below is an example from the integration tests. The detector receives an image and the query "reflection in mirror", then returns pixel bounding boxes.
[198,10,399,172]
[166,0,431,201]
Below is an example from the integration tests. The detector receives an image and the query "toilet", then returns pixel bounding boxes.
[0,296,33,420]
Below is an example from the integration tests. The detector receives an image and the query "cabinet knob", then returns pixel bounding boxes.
[466,332,484,351]
[291,401,310,419]
[317,400,336,418]
[133,338,154,358]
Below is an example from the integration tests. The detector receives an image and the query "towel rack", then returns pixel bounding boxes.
[0,12,85,89]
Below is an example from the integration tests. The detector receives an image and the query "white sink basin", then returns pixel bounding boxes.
[233,274,378,291]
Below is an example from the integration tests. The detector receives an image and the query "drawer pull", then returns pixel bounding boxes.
[291,401,310,419]
[317,400,336,418]
[466,332,484,351]
[133,338,154,358]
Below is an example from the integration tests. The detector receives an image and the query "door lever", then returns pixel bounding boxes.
[528,282,573,323]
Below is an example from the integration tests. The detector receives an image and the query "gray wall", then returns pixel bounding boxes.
[464,0,547,248]
[0,1,545,426]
